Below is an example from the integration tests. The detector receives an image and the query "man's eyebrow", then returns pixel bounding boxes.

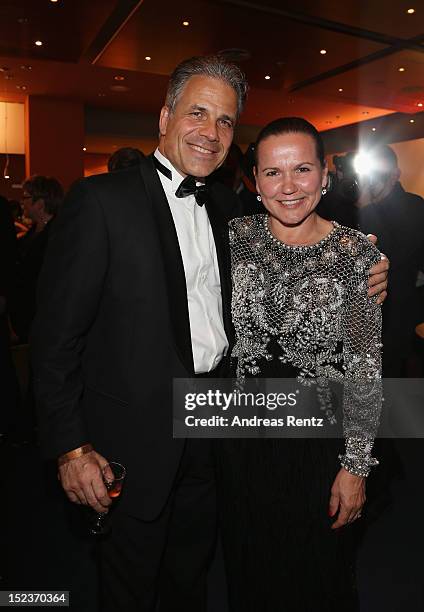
[189,105,235,124]
[220,113,235,124]
[190,104,206,112]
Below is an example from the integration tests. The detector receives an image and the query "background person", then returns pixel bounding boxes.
[11,175,64,344]
[107,147,145,172]
[357,145,424,377]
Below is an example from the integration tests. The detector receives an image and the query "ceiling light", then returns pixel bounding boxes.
[50,0,59,3]
[338,88,343,92]
[407,8,415,13]
[362,111,369,115]
[410,119,415,123]
[372,127,376,131]
[398,67,405,72]
[320,49,327,55]
[20,65,32,70]
[265,75,271,80]
[16,85,27,90]
[82,147,87,151]
[35,40,43,46]
[0,67,9,72]
[182,20,189,26]
[145,56,151,61]
[114,75,125,81]
[110,85,130,92]
[418,102,423,107]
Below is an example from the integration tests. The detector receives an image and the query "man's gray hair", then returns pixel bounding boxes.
[165,55,248,120]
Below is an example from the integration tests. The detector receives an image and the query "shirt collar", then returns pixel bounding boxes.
[154,148,205,196]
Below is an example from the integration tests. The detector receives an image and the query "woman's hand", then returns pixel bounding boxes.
[328,467,366,529]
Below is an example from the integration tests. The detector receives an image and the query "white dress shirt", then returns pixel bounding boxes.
[154,149,228,373]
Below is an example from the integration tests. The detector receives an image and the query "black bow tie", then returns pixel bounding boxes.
[153,155,208,207]
[175,175,208,206]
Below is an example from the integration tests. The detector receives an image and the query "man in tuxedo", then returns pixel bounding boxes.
[31,55,388,611]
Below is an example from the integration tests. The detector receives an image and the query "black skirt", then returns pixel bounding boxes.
[215,436,359,612]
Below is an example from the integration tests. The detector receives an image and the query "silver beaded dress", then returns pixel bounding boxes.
[216,214,383,612]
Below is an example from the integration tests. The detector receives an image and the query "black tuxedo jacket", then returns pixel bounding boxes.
[31,155,240,520]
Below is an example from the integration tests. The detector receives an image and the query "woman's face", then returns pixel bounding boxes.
[254,132,328,227]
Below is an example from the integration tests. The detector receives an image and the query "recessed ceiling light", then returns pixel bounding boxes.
[362,111,369,115]
[82,147,87,151]
[4,74,14,80]
[16,85,27,90]
[407,8,415,13]
[418,102,423,107]
[110,84,130,92]
[372,127,376,131]
[114,75,125,81]
[182,20,189,26]
[338,88,343,92]
[265,75,271,80]
[145,56,151,61]
[35,40,43,46]
[0,66,10,72]
[410,119,415,123]
[320,49,327,55]
[20,65,32,70]
[50,0,59,3]
[398,67,405,72]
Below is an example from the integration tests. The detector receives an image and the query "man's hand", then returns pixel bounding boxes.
[328,468,366,529]
[58,450,112,514]
[366,234,389,305]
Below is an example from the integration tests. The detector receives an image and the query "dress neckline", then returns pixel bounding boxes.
[263,215,339,251]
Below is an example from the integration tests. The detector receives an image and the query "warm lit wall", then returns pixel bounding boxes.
[390,139,424,198]
[84,153,109,177]
[25,97,84,191]
[0,102,25,154]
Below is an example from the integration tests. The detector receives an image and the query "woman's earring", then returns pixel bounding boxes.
[257,194,262,202]
[321,187,327,196]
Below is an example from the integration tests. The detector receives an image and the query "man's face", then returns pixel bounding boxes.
[158,75,238,178]
[369,160,400,203]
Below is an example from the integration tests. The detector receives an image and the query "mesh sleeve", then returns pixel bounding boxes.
[340,246,383,477]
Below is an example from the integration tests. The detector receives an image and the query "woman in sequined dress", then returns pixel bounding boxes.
[216,118,382,612]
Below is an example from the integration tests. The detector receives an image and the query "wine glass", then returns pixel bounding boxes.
[89,461,126,536]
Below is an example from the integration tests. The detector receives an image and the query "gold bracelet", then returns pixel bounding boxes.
[58,444,93,466]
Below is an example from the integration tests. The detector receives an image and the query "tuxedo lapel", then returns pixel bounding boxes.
[139,155,194,374]
[205,188,234,347]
